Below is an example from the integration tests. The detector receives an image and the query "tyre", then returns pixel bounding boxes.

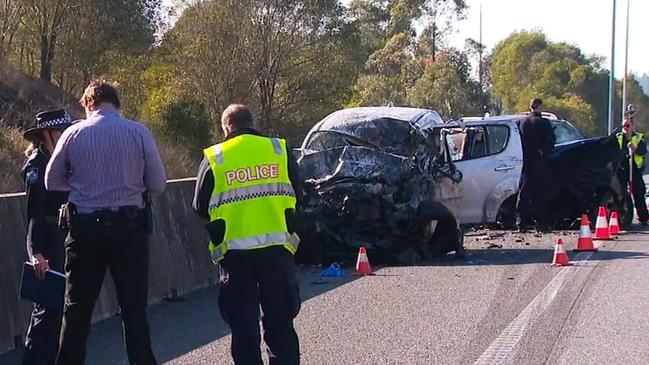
[492,195,517,230]
[416,200,462,257]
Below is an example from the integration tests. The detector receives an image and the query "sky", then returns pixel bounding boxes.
[450,0,647,76]
[162,0,647,76]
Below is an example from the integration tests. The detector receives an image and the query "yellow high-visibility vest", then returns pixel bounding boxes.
[617,132,645,169]
[204,134,299,264]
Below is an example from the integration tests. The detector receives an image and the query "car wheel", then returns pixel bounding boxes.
[493,196,517,230]
[416,201,462,257]
[594,187,631,228]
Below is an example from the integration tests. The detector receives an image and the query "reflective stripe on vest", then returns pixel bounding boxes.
[203,135,298,264]
[208,182,295,210]
[617,132,645,168]
[207,138,283,166]
[208,232,300,263]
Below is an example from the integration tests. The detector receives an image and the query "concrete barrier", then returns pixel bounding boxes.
[0,179,217,354]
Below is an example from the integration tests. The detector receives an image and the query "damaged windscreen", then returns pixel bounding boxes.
[304,117,418,156]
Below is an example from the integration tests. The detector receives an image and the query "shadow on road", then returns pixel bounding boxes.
[0,269,357,365]
[434,247,649,267]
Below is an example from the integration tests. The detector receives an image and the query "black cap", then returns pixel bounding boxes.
[23,109,73,142]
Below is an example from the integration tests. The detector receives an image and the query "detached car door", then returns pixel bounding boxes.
[449,123,523,224]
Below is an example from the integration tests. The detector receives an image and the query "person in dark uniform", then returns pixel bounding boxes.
[21,109,73,365]
[617,108,649,224]
[516,98,556,232]
[192,104,303,365]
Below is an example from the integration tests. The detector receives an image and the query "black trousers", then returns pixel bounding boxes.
[624,168,649,222]
[56,210,156,365]
[516,165,550,228]
[23,225,65,365]
[218,246,301,365]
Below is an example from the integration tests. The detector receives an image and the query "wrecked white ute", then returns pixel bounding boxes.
[443,115,629,228]
[294,107,464,265]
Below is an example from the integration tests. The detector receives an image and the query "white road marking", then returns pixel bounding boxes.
[474,248,598,365]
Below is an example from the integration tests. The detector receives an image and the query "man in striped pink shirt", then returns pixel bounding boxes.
[46,80,165,365]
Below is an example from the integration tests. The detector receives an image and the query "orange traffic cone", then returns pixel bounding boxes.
[609,211,621,235]
[355,247,373,276]
[574,214,597,252]
[593,206,613,240]
[551,239,570,266]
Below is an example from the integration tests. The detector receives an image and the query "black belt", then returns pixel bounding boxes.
[73,206,144,222]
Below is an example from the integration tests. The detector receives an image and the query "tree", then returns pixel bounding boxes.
[52,0,160,94]
[639,73,649,96]
[151,0,361,144]
[350,31,417,106]
[490,30,609,135]
[348,0,389,60]
[248,0,348,131]
[349,0,419,107]
[407,49,485,118]
[21,0,75,81]
[3,0,160,89]
[0,0,23,64]
[417,0,467,61]
[617,76,649,134]
[152,98,213,158]
[350,0,473,112]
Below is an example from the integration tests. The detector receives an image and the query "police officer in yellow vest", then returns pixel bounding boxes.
[192,104,302,364]
[617,109,649,224]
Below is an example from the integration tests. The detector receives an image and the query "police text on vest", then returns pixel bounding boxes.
[225,164,280,185]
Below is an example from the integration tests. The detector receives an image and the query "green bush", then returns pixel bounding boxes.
[148,98,214,159]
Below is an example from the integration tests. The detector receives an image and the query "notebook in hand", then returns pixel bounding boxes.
[19,262,66,312]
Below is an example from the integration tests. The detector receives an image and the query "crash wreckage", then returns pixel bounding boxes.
[294,107,632,265]
[294,107,464,265]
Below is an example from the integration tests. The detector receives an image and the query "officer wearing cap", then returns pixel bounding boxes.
[516,98,556,233]
[192,104,302,365]
[617,105,649,224]
[20,109,73,365]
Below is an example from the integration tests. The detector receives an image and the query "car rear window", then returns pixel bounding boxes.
[437,124,510,161]
[486,125,510,155]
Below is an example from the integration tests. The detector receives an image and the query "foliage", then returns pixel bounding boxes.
[3,0,159,92]
[618,76,649,134]
[407,50,485,118]
[0,125,26,193]
[150,0,363,145]
[639,73,649,96]
[151,99,213,158]
[4,0,649,193]
[349,0,479,119]
[490,30,609,135]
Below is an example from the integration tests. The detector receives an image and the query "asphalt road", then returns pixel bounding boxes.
[2,228,649,365]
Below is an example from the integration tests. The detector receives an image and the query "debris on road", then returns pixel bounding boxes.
[467,259,491,265]
[319,263,346,277]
